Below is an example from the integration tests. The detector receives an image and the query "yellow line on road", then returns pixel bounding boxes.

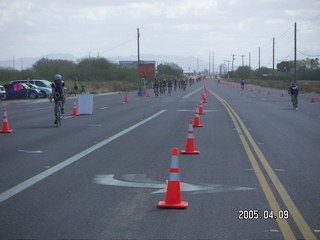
[208,88,317,240]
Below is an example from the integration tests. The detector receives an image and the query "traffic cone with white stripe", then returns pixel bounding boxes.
[71,99,80,116]
[181,120,200,154]
[198,102,205,115]
[0,108,12,133]
[158,147,188,209]
[193,107,204,127]
[202,93,208,103]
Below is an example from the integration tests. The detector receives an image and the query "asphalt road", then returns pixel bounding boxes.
[0,79,319,240]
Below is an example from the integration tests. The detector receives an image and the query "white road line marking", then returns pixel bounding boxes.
[18,150,43,154]
[93,174,256,194]
[176,109,216,112]
[63,116,74,119]
[0,109,167,204]
[182,87,203,99]
[100,107,109,110]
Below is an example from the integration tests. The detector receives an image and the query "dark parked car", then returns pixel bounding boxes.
[4,83,45,99]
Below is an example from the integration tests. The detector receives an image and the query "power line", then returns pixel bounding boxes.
[100,36,136,54]
[276,49,294,62]
[297,51,320,57]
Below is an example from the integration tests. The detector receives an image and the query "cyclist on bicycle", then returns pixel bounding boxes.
[153,78,159,97]
[288,82,299,108]
[240,79,245,90]
[50,74,65,124]
[168,79,173,95]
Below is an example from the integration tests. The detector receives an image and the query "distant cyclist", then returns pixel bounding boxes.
[168,79,173,95]
[50,74,65,124]
[288,82,299,109]
[153,78,159,97]
[240,79,245,90]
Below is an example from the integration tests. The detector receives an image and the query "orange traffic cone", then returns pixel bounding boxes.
[311,97,316,103]
[281,92,285,97]
[0,108,12,133]
[202,94,208,103]
[193,107,204,127]
[181,120,200,154]
[158,148,188,209]
[124,92,129,103]
[198,102,205,115]
[71,99,80,116]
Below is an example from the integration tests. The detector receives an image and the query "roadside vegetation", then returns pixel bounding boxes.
[0,58,186,94]
[227,58,320,93]
[0,57,140,93]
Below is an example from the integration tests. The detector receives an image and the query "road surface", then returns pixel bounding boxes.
[0,79,319,240]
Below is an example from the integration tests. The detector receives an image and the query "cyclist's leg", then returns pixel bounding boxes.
[54,101,58,124]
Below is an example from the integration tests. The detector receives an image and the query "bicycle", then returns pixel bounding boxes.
[50,92,63,127]
[291,94,298,110]
[55,99,63,127]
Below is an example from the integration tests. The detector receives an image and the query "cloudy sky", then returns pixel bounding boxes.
[1,0,320,71]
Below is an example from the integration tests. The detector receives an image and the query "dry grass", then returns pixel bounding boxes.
[65,80,138,94]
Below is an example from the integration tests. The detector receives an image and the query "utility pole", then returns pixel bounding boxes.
[249,52,251,68]
[209,51,211,74]
[294,22,297,83]
[12,56,15,70]
[240,55,246,66]
[258,47,261,75]
[273,37,275,80]
[212,51,215,75]
[231,54,236,72]
[197,56,199,73]
[137,28,140,67]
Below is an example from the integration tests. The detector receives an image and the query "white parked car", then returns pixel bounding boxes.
[0,85,5,99]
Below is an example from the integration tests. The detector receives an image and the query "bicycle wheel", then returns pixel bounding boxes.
[57,103,62,127]
[292,96,298,110]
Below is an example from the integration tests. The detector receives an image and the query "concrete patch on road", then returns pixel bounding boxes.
[93,174,256,195]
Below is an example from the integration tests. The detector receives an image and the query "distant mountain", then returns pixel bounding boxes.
[0,53,211,73]
[0,53,78,71]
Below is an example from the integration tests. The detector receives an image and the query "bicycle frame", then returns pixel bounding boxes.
[55,100,63,127]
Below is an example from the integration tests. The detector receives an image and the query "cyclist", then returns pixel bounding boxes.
[288,82,299,109]
[240,79,245,90]
[168,79,173,95]
[50,74,65,124]
[153,78,159,97]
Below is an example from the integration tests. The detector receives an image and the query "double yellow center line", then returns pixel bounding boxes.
[207,88,316,240]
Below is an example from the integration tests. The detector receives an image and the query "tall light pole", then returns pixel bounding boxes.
[273,37,275,80]
[294,22,297,83]
[240,55,246,66]
[231,54,236,72]
[137,28,140,66]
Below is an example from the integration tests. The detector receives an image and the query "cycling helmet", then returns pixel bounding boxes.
[54,74,62,81]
